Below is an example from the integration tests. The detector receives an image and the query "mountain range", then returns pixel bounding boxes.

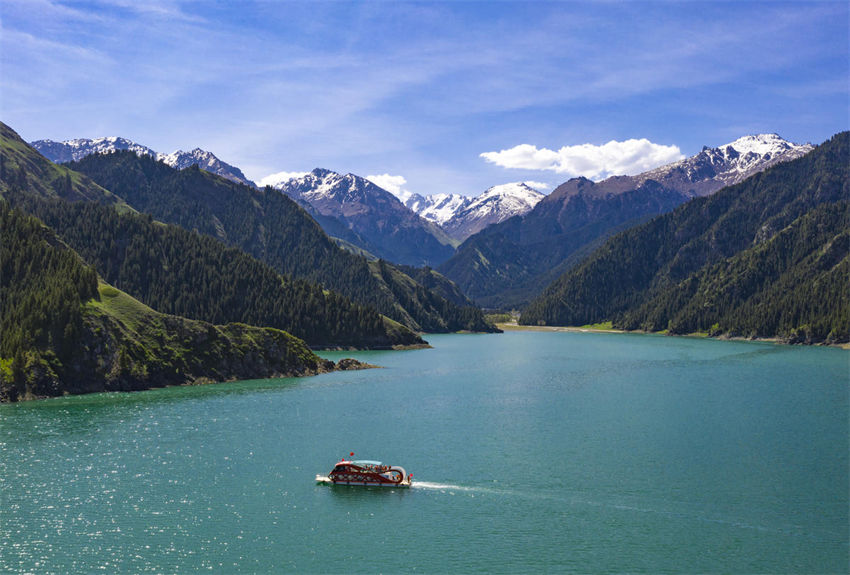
[2,120,503,399]
[64,150,493,334]
[520,132,848,344]
[4,122,497,331]
[622,133,813,196]
[31,136,255,188]
[269,168,456,266]
[3,117,845,400]
[30,136,550,257]
[401,182,545,240]
[437,134,814,308]
[25,130,820,313]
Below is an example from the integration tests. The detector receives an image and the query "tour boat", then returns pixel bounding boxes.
[316,456,412,487]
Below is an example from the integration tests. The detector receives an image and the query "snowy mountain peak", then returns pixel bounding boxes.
[439,182,544,239]
[479,182,544,203]
[722,133,798,157]
[407,193,471,226]
[30,137,255,187]
[638,133,813,196]
[275,168,406,209]
[271,167,455,266]
[257,170,310,189]
[31,136,157,163]
[400,181,545,240]
[309,167,338,179]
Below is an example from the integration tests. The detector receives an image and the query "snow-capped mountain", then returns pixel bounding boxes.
[257,171,310,189]
[157,148,254,187]
[438,133,814,308]
[404,193,471,226]
[633,133,813,197]
[271,168,455,267]
[31,136,156,163]
[31,137,255,188]
[387,182,545,241]
[442,183,544,240]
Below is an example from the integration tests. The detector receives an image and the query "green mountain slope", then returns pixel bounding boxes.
[0,202,337,402]
[520,132,849,344]
[0,122,127,206]
[371,260,494,332]
[621,202,848,341]
[67,148,495,333]
[8,193,422,348]
[438,179,691,309]
[395,264,475,307]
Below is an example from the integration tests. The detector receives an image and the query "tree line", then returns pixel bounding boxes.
[521,132,849,344]
[8,193,408,348]
[69,150,495,333]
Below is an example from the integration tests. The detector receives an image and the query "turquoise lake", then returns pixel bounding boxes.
[1,331,848,573]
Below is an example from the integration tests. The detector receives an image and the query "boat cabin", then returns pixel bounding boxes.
[333,460,385,472]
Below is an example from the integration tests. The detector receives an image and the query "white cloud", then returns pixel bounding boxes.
[523,181,552,191]
[366,173,413,202]
[480,139,685,181]
[258,170,309,188]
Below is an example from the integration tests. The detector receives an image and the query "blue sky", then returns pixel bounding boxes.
[2,1,847,196]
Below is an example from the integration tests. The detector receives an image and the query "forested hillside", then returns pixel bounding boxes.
[67,149,495,333]
[0,203,99,399]
[372,260,492,332]
[0,122,126,206]
[0,202,338,402]
[521,132,849,344]
[8,193,422,348]
[438,179,690,308]
[439,135,812,310]
[395,264,475,307]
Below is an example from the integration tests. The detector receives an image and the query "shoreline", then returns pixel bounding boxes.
[311,342,431,351]
[495,322,850,350]
[496,322,625,334]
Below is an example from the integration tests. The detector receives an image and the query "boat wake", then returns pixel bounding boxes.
[420,484,829,540]
[412,481,505,495]
[414,481,471,491]
[340,479,831,539]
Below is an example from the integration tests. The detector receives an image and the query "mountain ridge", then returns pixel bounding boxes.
[8,192,424,349]
[4,122,496,337]
[271,168,457,266]
[520,131,848,344]
[438,133,814,308]
[31,136,255,188]
[0,201,351,402]
[406,183,545,241]
[63,149,495,333]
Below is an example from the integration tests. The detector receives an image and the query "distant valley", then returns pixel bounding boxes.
[438,134,815,308]
[521,132,847,345]
[33,132,815,302]
[3,122,496,401]
[5,122,844,404]
[32,136,550,263]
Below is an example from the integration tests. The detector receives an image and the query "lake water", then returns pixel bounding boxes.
[1,332,848,573]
